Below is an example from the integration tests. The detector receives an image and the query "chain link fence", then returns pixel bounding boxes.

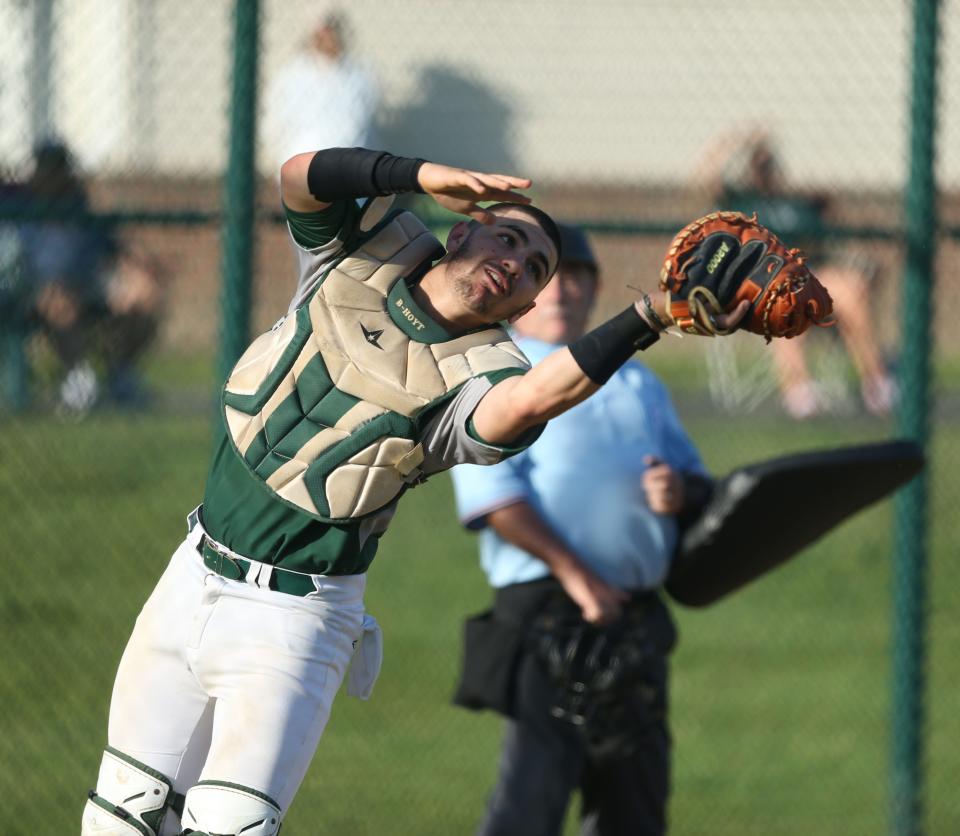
[1,1,957,833]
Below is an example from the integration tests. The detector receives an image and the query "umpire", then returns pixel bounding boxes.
[450,225,714,836]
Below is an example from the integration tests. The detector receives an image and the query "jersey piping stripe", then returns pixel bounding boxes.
[223,305,315,414]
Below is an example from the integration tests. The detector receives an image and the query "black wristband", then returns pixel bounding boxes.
[568,304,660,385]
[372,154,426,195]
[307,147,426,203]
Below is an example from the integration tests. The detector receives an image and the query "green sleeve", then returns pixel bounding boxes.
[466,415,544,454]
[283,200,359,249]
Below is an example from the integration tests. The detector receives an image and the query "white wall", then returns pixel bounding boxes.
[1,0,957,189]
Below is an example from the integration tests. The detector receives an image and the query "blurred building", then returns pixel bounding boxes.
[0,0,957,190]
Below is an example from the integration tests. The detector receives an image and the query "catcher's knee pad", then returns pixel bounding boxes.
[81,746,181,835]
[179,781,281,835]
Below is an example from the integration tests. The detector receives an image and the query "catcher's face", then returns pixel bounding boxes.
[511,261,598,344]
[445,208,559,325]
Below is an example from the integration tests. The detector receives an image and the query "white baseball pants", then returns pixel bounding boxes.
[103,536,377,833]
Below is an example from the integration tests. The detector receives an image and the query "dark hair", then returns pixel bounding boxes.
[556,223,597,273]
[29,140,83,200]
[33,141,72,172]
[482,202,563,273]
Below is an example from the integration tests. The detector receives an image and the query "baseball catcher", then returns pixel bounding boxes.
[659,210,834,340]
[81,149,819,835]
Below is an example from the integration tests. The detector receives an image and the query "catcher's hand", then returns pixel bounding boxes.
[658,211,834,341]
[416,162,532,224]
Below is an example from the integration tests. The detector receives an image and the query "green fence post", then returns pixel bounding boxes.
[0,316,29,412]
[28,0,55,143]
[892,0,940,833]
[217,0,260,386]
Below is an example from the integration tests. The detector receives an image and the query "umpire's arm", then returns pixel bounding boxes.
[486,501,628,625]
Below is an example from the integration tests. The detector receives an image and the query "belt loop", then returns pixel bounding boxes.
[256,563,274,590]
[186,508,204,551]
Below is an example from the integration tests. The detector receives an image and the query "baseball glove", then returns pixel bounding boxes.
[658,211,834,341]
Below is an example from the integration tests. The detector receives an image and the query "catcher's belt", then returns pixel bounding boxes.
[221,206,530,523]
[187,505,320,597]
[665,440,924,607]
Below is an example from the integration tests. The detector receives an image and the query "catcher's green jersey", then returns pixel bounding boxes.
[201,198,536,576]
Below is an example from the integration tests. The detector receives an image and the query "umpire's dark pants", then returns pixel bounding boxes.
[478,582,672,836]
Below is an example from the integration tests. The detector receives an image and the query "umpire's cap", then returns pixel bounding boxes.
[557,224,598,272]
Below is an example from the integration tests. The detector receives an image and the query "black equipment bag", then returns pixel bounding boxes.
[665,439,924,607]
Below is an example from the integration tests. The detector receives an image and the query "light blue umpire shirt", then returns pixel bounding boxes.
[451,335,707,591]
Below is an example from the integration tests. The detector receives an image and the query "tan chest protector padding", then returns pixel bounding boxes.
[222,209,530,522]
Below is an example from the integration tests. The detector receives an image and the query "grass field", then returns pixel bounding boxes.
[1,353,958,835]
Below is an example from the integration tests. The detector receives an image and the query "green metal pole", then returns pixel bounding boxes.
[892,0,939,833]
[217,0,260,385]
[28,0,55,144]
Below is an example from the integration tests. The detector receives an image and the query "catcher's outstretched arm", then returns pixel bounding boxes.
[472,296,747,445]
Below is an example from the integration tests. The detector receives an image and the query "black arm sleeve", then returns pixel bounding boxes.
[307,147,427,203]
[567,305,660,385]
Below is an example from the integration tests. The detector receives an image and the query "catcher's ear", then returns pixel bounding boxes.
[506,301,536,324]
[446,221,470,253]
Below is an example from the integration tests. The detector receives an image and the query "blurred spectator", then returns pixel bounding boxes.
[697,129,896,418]
[10,141,163,414]
[263,11,379,176]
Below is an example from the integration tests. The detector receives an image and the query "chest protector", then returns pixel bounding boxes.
[221,208,530,523]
